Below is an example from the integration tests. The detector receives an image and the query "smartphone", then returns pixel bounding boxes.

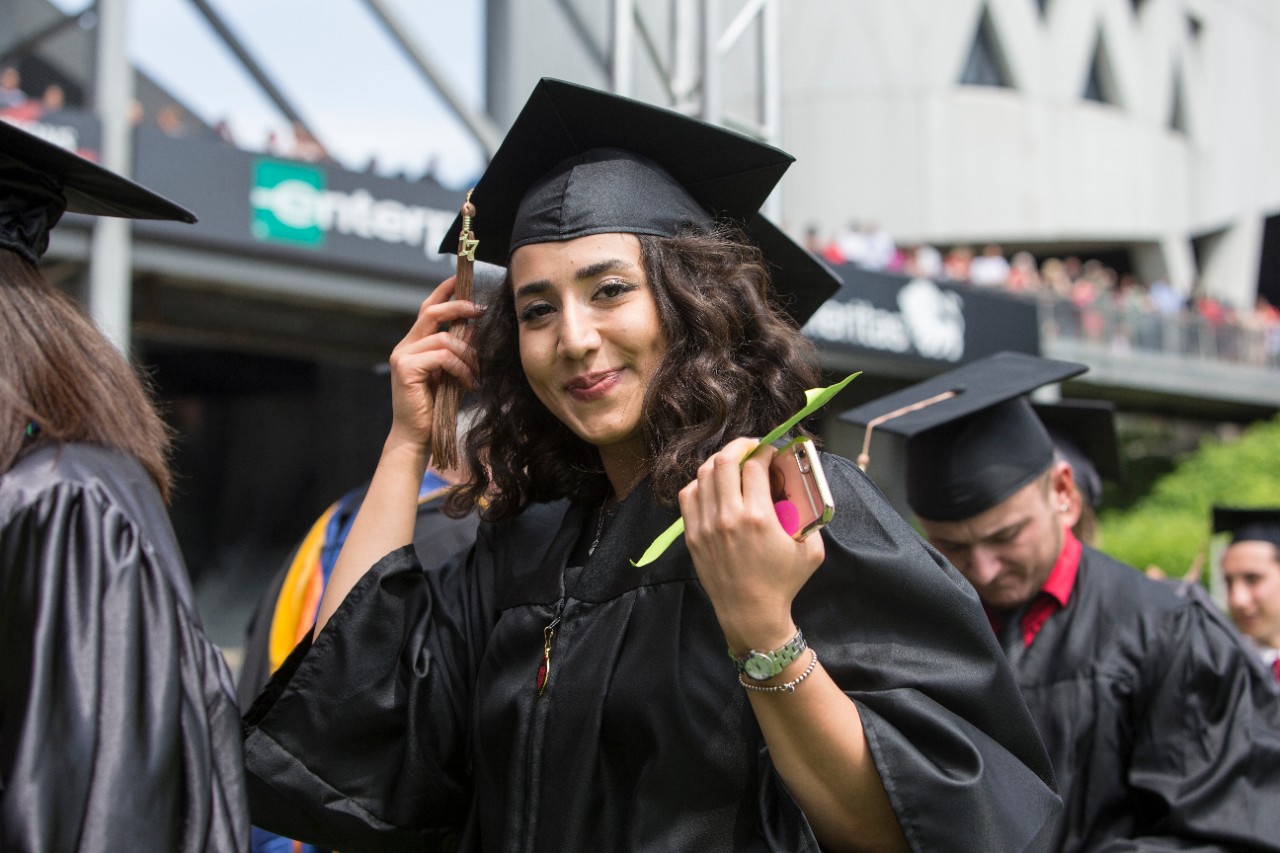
[768,437,835,540]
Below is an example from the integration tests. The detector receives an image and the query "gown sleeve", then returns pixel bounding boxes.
[1108,584,1280,851]
[241,539,492,853]
[797,456,1062,853]
[1,469,248,853]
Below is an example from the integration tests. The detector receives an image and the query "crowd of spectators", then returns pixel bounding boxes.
[1,65,334,167]
[1,65,69,123]
[805,221,1280,369]
[3,64,452,188]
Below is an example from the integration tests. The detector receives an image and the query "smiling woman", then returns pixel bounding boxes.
[511,233,665,480]
[241,78,1063,853]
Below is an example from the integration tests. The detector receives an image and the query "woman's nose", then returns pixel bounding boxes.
[557,302,602,359]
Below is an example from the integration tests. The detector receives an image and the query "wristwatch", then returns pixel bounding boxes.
[730,629,807,681]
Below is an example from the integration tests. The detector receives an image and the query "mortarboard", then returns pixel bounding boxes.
[438,78,839,325]
[1032,398,1123,508]
[839,351,1088,521]
[1213,507,1280,550]
[0,118,195,265]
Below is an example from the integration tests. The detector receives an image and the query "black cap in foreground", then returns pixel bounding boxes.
[437,78,839,325]
[0,119,195,265]
[839,351,1088,521]
[1033,399,1123,508]
[1213,507,1280,550]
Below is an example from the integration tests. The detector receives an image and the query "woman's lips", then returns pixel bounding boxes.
[566,369,621,402]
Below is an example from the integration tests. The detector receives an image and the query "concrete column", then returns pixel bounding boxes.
[88,0,134,353]
[1134,236,1197,296]
[611,0,634,96]
[1201,213,1263,311]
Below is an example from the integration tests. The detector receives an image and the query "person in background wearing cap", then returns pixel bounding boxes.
[1215,506,1280,685]
[242,79,1061,853]
[842,350,1280,853]
[238,407,482,853]
[0,121,248,850]
[1033,399,1123,547]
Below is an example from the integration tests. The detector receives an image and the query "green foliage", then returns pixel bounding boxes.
[1098,414,1280,576]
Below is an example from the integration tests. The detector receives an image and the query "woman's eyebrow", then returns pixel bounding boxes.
[514,258,634,300]
[513,280,550,300]
[575,258,631,280]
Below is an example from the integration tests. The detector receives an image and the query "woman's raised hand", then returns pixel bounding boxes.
[678,437,825,656]
[386,276,485,454]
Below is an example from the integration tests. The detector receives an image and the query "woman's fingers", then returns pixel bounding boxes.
[682,438,775,547]
[394,329,479,387]
[400,276,486,345]
[385,279,486,447]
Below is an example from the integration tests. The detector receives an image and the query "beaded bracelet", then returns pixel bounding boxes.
[738,648,818,694]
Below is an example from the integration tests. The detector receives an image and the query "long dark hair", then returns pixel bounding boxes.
[0,253,173,499]
[445,224,820,521]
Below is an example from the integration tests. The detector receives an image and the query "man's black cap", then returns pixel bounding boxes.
[1213,506,1280,550]
[1033,399,1123,508]
[0,118,195,265]
[839,351,1088,521]
[437,78,839,325]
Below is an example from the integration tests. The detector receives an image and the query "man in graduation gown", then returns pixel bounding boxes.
[1214,506,1280,685]
[842,350,1280,853]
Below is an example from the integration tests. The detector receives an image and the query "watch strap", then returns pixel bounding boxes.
[729,628,808,681]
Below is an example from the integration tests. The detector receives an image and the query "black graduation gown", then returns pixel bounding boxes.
[0,443,249,852]
[1012,545,1280,852]
[243,455,1061,852]
[236,483,481,711]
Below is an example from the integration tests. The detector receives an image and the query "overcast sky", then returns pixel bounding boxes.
[51,0,488,187]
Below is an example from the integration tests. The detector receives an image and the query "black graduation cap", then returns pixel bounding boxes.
[1213,507,1280,550]
[438,78,839,325]
[0,118,195,265]
[838,351,1088,521]
[1032,398,1123,508]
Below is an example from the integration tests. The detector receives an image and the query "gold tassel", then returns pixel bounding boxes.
[431,190,478,471]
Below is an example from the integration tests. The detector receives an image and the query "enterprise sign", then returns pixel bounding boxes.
[124,124,463,282]
[249,158,456,258]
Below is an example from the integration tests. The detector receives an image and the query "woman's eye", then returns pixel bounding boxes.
[518,302,554,323]
[596,280,636,300]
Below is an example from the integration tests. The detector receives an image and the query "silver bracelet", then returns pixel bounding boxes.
[738,648,818,694]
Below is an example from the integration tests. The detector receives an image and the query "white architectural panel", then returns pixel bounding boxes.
[779,0,1280,308]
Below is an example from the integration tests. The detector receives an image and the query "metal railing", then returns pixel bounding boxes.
[1036,294,1280,371]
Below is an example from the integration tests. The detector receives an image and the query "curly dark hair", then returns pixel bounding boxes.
[444,224,821,522]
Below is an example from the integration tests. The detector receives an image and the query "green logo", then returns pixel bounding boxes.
[251,159,326,247]
[248,157,457,257]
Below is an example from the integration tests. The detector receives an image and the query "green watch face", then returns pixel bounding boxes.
[743,653,782,681]
[733,629,806,681]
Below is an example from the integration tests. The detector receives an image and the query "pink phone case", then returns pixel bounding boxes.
[769,438,836,540]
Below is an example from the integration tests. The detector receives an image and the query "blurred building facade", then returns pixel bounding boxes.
[778,0,1280,315]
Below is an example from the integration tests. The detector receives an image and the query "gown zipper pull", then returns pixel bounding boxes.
[537,614,561,696]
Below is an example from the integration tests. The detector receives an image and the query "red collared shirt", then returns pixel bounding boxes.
[988,528,1083,650]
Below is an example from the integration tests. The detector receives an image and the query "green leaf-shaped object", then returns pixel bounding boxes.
[630,372,860,567]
